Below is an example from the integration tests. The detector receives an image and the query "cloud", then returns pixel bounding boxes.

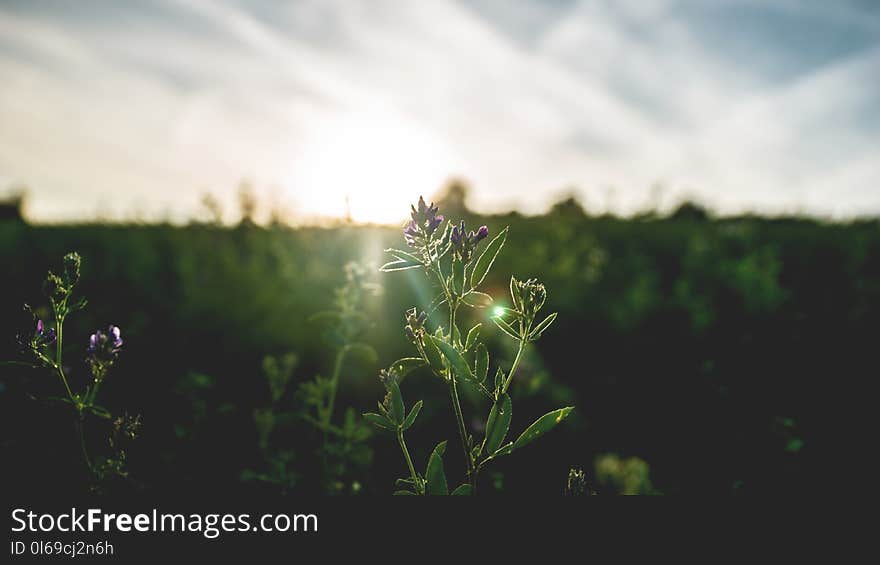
[0,0,877,221]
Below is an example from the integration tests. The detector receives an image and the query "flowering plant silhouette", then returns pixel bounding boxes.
[4,252,140,491]
[365,197,574,494]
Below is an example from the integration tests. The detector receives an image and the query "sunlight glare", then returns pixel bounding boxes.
[286,110,457,224]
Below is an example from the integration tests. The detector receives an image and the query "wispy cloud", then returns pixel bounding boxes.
[0,0,877,221]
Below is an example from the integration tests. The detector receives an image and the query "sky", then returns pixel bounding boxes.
[0,0,878,224]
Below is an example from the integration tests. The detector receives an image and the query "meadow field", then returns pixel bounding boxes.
[1,193,876,495]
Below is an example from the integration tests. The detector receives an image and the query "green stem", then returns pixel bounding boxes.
[88,379,102,405]
[446,301,475,486]
[449,376,475,488]
[397,429,422,494]
[324,345,348,429]
[502,340,526,395]
[76,418,94,476]
[54,315,76,405]
[321,344,349,478]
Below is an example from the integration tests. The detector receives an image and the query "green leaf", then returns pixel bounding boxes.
[389,357,426,380]
[492,316,521,341]
[464,323,482,351]
[462,291,493,308]
[385,248,423,264]
[494,367,505,391]
[451,319,462,350]
[422,336,446,374]
[377,399,390,418]
[363,412,394,430]
[492,443,514,457]
[461,290,494,308]
[401,400,423,431]
[512,407,574,450]
[480,442,513,467]
[426,441,449,495]
[388,380,406,424]
[380,258,423,272]
[510,276,523,311]
[470,227,508,289]
[451,484,473,495]
[528,312,558,341]
[427,335,474,383]
[483,394,512,455]
[475,343,489,383]
[393,490,417,495]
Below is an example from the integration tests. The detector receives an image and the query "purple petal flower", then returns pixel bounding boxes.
[406,196,444,247]
[403,220,419,246]
[30,318,56,347]
[427,214,444,235]
[475,225,489,242]
[109,325,123,348]
[450,221,464,247]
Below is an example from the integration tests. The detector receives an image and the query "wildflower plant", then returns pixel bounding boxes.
[366,197,574,494]
[241,352,301,491]
[301,262,380,493]
[3,252,140,489]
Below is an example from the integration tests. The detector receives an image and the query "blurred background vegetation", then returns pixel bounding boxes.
[1,183,877,495]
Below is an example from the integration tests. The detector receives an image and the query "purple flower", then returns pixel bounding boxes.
[410,196,439,224]
[451,220,464,248]
[450,221,490,261]
[33,319,56,347]
[109,325,123,348]
[403,220,419,247]
[87,325,123,380]
[404,196,444,247]
[427,214,444,235]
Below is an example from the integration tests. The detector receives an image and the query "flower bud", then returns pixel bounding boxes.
[510,277,547,319]
[451,221,489,261]
[404,196,443,249]
[63,252,81,286]
[86,325,124,382]
[379,367,399,389]
[404,307,428,340]
[42,273,66,303]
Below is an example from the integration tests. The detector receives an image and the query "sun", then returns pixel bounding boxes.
[286,110,457,224]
